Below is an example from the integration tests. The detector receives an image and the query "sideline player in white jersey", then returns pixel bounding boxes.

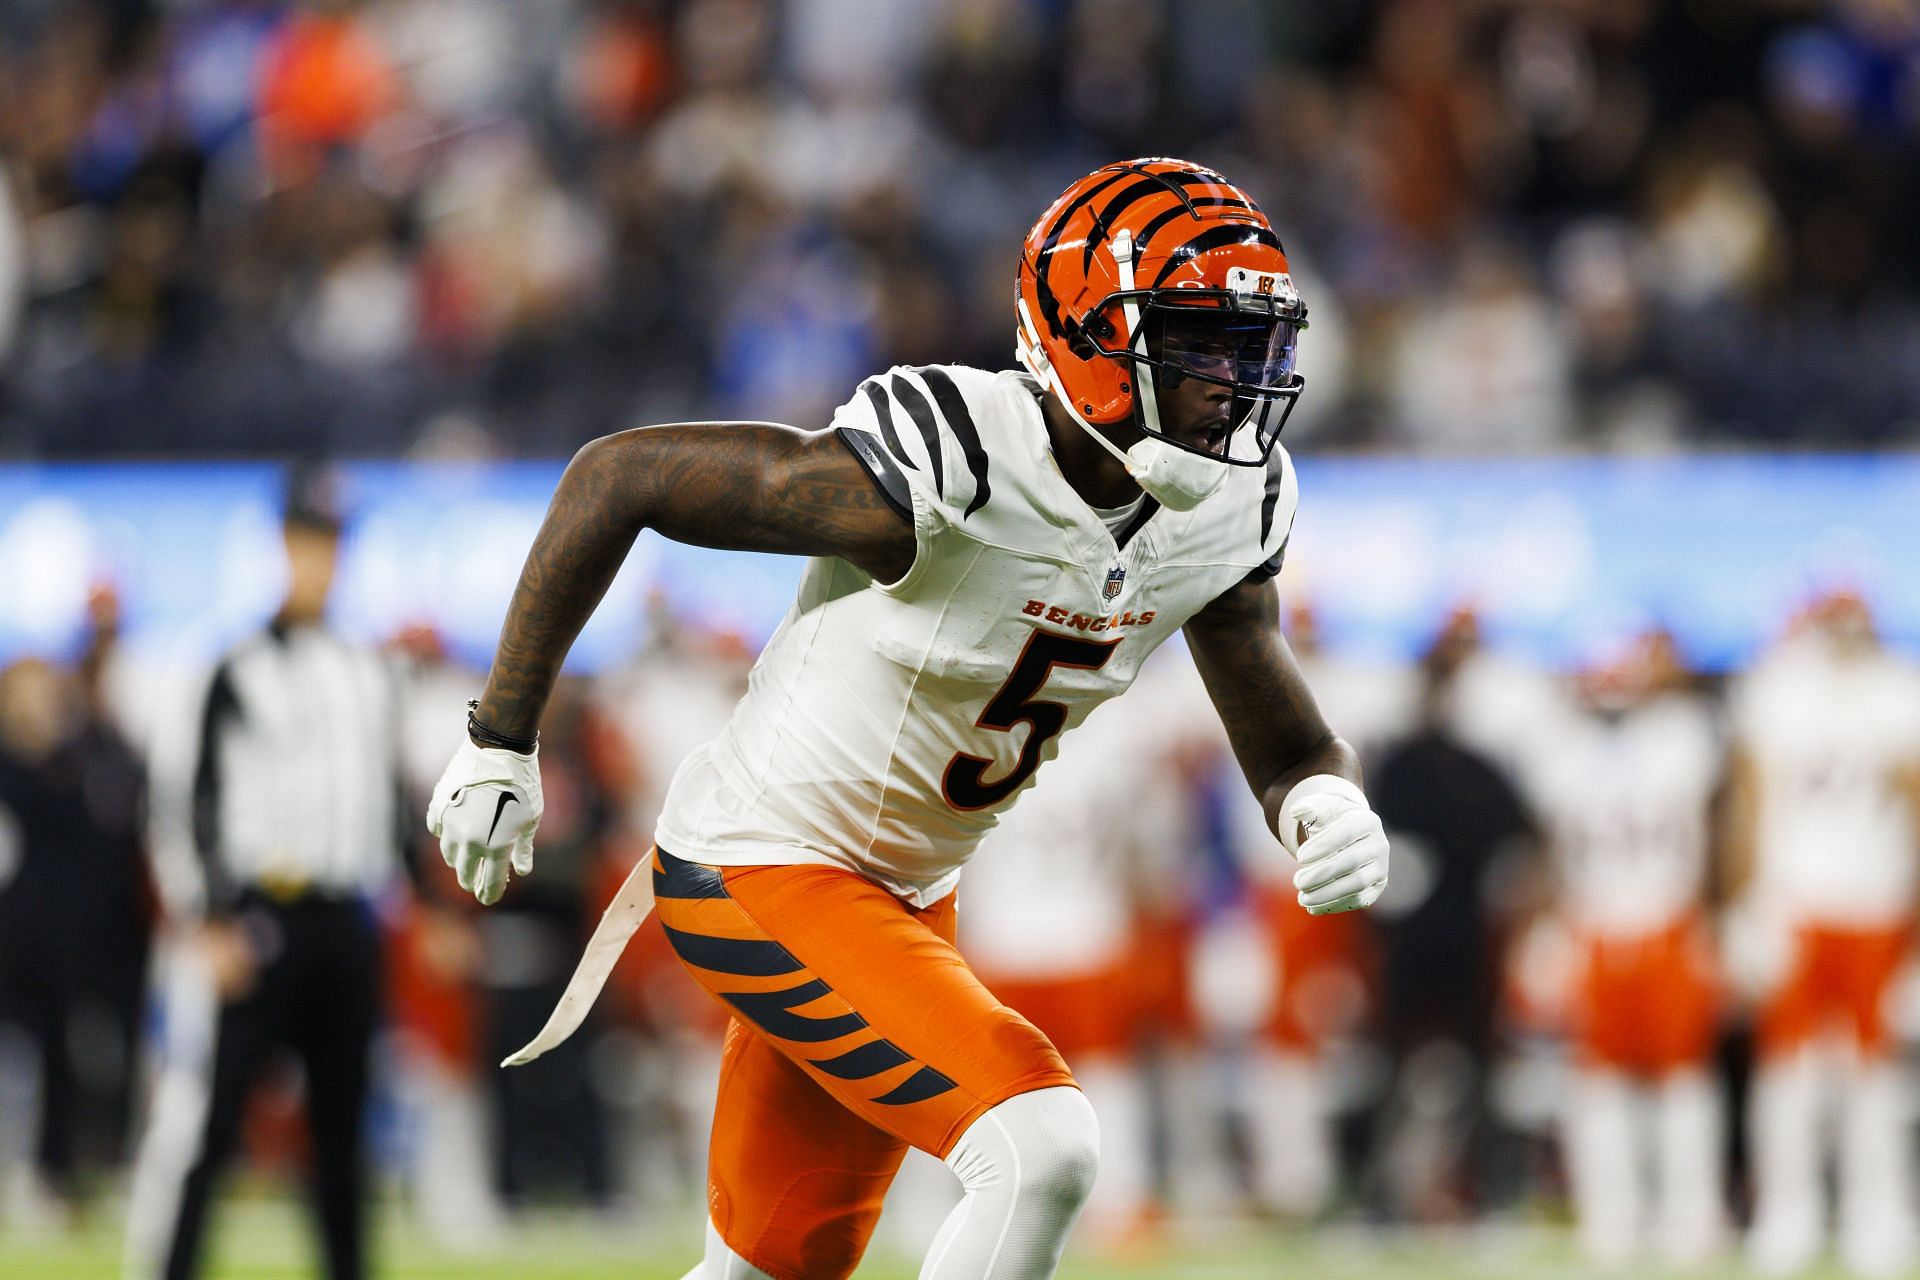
[1527,635,1726,1266]
[1726,590,1920,1277]
[426,159,1391,1280]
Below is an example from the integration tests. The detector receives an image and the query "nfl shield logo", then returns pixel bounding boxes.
[1103,565,1126,603]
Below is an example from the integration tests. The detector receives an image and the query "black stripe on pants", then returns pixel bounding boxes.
[160,894,380,1280]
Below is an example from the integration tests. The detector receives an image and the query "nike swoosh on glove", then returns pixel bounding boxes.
[1278,774,1390,916]
[426,738,544,905]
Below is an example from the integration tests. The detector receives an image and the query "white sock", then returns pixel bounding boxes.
[1837,1059,1918,1277]
[1747,1051,1825,1275]
[678,1218,775,1280]
[1245,1047,1334,1217]
[409,1062,504,1247]
[1565,1069,1641,1264]
[1653,1070,1725,1264]
[1160,1046,1235,1216]
[920,1086,1099,1280]
[1070,1059,1150,1234]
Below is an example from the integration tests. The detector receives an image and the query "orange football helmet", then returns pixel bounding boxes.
[1016,157,1308,467]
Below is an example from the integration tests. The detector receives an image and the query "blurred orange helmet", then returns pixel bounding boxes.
[1575,631,1664,713]
[1016,158,1307,467]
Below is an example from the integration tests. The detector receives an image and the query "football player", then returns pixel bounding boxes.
[428,159,1390,1280]
[1726,590,1920,1277]
[1530,634,1726,1266]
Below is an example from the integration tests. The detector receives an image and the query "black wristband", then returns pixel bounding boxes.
[466,700,538,754]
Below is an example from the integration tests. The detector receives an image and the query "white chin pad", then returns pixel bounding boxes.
[1124,436,1226,510]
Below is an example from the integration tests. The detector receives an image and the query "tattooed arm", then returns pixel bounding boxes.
[1182,574,1362,844]
[473,423,914,742]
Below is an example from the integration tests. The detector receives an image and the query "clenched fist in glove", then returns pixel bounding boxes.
[1279,774,1390,915]
[427,738,543,905]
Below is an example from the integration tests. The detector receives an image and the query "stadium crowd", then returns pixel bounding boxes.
[3,0,1920,457]
[3,577,1918,1275]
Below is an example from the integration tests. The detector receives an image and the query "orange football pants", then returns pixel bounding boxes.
[979,965,1138,1060]
[1757,922,1913,1061]
[651,847,1075,1280]
[1571,916,1720,1075]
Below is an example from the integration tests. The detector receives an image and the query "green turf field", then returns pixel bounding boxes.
[0,1196,1866,1280]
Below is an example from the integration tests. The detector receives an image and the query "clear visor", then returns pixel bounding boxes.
[1147,304,1300,395]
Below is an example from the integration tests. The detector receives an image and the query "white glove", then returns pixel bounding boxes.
[1280,774,1390,915]
[426,738,543,905]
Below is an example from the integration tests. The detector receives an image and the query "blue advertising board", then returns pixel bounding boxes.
[1,455,1914,672]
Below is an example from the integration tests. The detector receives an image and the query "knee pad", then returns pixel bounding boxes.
[948,1085,1100,1212]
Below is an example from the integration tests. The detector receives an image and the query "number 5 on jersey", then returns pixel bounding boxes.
[942,631,1121,810]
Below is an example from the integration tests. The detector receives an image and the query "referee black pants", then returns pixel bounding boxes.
[159,893,380,1280]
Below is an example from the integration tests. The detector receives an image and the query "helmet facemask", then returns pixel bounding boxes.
[1092,245,1308,469]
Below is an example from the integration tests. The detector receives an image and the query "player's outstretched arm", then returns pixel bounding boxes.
[428,423,912,904]
[478,422,914,740]
[1184,574,1389,914]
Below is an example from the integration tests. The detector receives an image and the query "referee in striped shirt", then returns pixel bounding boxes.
[126,490,414,1280]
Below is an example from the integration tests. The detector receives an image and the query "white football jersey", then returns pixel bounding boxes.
[1529,693,1721,937]
[654,364,1296,904]
[1730,636,1920,926]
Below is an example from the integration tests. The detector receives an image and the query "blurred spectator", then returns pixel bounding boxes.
[1388,239,1574,452]
[255,2,401,188]
[0,164,22,372]
[0,638,149,1229]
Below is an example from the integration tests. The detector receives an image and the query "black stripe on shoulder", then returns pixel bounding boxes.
[914,368,991,518]
[887,374,946,500]
[859,379,913,470]
[1260,454,1287,546]
[1151,224,1284,287]
[833,427,913,525]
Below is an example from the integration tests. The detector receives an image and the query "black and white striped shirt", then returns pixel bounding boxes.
[191,620,407,909]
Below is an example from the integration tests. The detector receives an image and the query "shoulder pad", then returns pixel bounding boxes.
[830,365,996,523]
